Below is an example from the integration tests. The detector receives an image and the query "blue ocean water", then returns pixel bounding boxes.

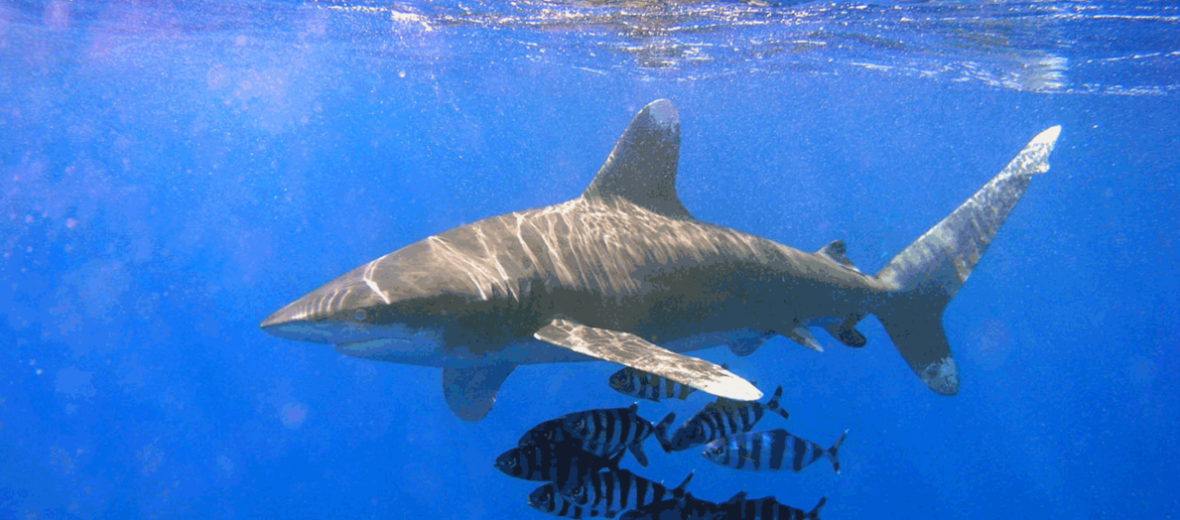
[2,1,1177,518]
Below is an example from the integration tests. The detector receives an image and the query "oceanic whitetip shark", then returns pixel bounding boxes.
[261,100,1061,421]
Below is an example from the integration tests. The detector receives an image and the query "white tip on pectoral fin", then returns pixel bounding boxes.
[1032,125,1062,147]
[1001,125,1062,177]
[535,319,763,401]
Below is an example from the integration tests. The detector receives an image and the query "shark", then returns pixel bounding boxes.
[260,99,1061,421]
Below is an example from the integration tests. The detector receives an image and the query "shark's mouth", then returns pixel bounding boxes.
[333,332,444,367]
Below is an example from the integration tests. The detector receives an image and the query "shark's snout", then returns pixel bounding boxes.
[260,265,389,344]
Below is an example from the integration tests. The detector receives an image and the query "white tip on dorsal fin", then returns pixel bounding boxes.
[582,99,691,219]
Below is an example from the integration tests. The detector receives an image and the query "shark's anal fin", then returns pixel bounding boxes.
[442,363,516,422]
[823,314,867,348]
[534,319,762,401]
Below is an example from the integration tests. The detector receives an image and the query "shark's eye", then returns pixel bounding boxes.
[353,309,368,321]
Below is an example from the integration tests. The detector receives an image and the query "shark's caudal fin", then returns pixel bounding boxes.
[875,126,1062,395]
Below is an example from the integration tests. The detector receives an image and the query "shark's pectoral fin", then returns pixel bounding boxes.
[534,319,762,401]
[442,363,515,422]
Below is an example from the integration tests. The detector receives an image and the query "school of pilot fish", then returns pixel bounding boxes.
[495,370,845,519]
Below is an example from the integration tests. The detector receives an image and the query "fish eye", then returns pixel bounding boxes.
[353,309,368,321]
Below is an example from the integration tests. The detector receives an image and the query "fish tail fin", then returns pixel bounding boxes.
[874,126,1061,396]
[672,471,694,497]
[765,385,789,421]
[826,430,848,474]
[808,497,828,519]
[628,444,649,467]
[607,445,626,469]
[654,413,676,453]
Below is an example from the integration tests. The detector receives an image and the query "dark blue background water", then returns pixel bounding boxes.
[2,1,1177,518]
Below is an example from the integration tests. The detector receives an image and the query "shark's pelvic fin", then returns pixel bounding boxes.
[786,326,824,353]
[442,363,516,422]
[727,336,767,357]
[875,126,1062,395]
[582,99,692,220]
[534,319,762,401]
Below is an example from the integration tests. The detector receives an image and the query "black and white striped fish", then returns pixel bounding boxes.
[655,386,789,453]
[519,417,585,449]
[559,469,694,517]
[608,365,727,402]
[701,429,847,473]
[495,441,621,483]
[562,403,655,467]
[714,492,827,520]
[529,483,610,519]
[617,493,725,520]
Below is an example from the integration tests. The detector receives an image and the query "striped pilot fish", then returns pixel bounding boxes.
[519,417,585,449]
[559,468,694,518]
[529,483,609,519]
[495,441,621,484]
[608,365,726,403]
[562,403,655,467]
[714,492,826,520]
[701,429,847,473]
[617,493,726,520]
[654,386,789,453]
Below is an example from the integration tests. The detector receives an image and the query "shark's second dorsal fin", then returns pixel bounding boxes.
[818,240,859,272]
[582,99,691,219]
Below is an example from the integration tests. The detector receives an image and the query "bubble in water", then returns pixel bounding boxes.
[968,318,1012,371]
[281,402,308,430]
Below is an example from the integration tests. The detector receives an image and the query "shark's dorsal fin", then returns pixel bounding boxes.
[582,99,691,219]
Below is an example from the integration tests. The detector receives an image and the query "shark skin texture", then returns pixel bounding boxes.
[261,99,1061,421]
